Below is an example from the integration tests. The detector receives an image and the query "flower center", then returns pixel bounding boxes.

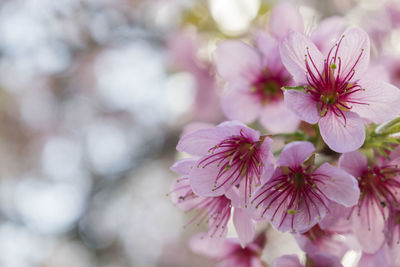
[250,68,288,105]
[197,130,266,204]
[304,35,368,124]
[252,165,330,232]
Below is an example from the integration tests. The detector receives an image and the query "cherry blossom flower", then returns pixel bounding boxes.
[250,141,359,233]
[272,252,343,267]
[190,232,267,267]
[214,37,298,134]
[169,158,255,247]
[280,27,400,152]
[177,121,274,206]
[339,150,400,253]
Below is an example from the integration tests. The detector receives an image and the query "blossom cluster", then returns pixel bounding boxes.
[170,3,400,266]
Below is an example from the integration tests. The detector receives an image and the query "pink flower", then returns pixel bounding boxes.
[214,37,299,134]
[280,27,400,153]
[190,232,267,267]
[177,121,274,206]
[169,158,255,247]
[339,150,400,253]
[272,253,343,267]
[250,141,359,233]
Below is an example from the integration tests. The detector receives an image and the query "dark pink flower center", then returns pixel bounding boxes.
[304,35,368,124]
[349,164,400,230]
[197,130,266,204]
[250,68,289,105]
[252,165,330,232]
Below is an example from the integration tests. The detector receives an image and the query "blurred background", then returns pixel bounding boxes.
[0,0,399,266]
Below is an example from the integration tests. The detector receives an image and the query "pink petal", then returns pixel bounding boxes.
[338,151,367,178]
[314,163,360,207]
[221,87,263,124]
[318,110,365,153]
[189,156,233,196]
[310,16,345,54]
[233,207,255,247]
[319,203,352,233]
[255,32,284,74]
[277,141,315,167]
[170,158,197,175]
[214,40,261,84]
[335,27,370,82]
[169,176,202,211]
[352,202,386,253]
[272,255,302,267]
[255,31,277,66]
[177,121,250,156]
[259,100,301,134]
[283,90,319,124]
[279,31,324,84]
[269,3,304,41]
[225,186,240,207]
[349,79,400,123]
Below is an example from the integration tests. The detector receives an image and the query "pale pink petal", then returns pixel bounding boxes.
[349,79,400,123]
[318,110,365,153]
[277,141,315,167]
[170,158,197,175]
[314,163,360,207]
[335,27,370,82]
[218,120,261,142]
[221,87,263,123]
[352,202,386,253]
[361,64,390,83]
[269,3,304,40]
[310,16,345,54]
[255,32,284,74]
[259,100,301,134]
[272,255,302,267]
[283,90,319,124]
[177,121,249,155]
[169,177,202,211]
[214,40,261,84]
[279,31,324,84]
[225,186,240,207]
[319,203,352,232]
[233,207,255,247]
[338,151,367,178]
[255,31,277,66]
[189,156,234,196]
